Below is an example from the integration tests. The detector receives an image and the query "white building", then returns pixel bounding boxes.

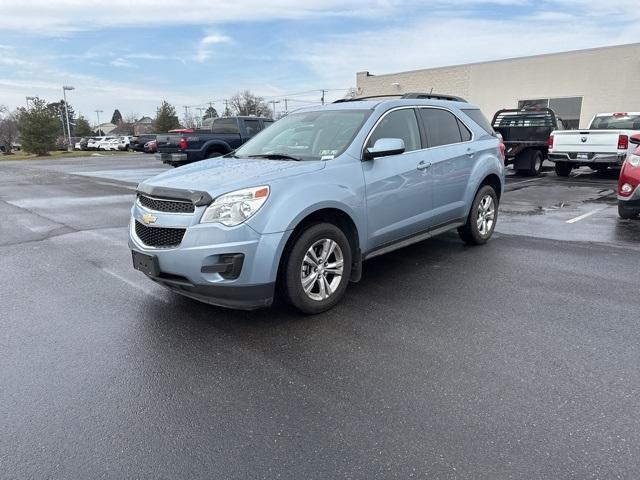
[355,43,640,129]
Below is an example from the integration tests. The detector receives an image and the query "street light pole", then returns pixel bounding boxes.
[95,110,103,134]
[25,96,35,109]
[62,85,75,151]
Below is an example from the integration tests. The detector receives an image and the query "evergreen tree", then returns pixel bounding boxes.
[46,100,75,137]
[203,106,218,119]
[111,109,123,125]
[18,97,60,155]
[153,100,181,132]
[74,115,93,137]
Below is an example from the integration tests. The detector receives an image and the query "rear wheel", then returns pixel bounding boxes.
[458,185,498,245]
[515,150,543,177]
[618,203,640,219]
[281,223,352,314]
[555,162,572,177]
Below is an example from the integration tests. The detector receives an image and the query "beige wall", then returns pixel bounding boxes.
[356,43,640,129]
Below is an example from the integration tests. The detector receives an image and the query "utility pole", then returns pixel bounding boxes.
[95,110,103,134]
[321,89,326,106]
[269,100,280,118]
[223,99,230,117]
[283,98,288,116]
[196,107,204,128]
[62,85,75,151]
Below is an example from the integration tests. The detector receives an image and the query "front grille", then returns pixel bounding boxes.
[135,221,186,248]
[138,194,195,213]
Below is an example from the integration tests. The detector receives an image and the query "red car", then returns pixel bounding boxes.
[618,133,640,219]
[143,139,158,154]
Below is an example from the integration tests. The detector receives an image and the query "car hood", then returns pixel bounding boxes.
[140,156,326,199]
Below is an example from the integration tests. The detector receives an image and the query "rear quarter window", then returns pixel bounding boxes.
[462,109,495,136]
[211,119,240,134]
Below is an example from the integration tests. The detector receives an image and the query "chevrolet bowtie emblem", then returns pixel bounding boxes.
[142,213,158,225]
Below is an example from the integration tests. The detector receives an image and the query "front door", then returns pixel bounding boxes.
[362,108,432,250]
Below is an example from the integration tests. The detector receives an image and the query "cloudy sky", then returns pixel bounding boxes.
[0,0,638,123]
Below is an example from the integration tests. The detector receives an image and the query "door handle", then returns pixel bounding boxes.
[466,148,476,157]
[417,161,431,171]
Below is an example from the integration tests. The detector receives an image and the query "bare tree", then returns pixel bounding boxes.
[0,106,19,154]
[229,91,272,118]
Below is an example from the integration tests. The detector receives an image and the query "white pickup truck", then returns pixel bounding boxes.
[548,112,640,177]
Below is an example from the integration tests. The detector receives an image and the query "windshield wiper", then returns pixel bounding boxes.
[247,153,302,161]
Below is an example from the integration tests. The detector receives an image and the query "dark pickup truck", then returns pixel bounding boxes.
[491,108,565,176]
[156,116,273,167]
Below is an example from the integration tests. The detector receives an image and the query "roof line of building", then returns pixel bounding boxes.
[357,42,640,79]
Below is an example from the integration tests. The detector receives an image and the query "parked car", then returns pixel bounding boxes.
[129,93,504,313]
[618,133,640,219]
[143,139,157,153]
[155,117,274,167]
[131,134,156,152]
[87,137,107,150]
[491,107,565,176]
[549,112,640,177]
[102,138,121,151]
[116,136,132,151]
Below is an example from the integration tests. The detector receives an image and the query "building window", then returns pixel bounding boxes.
[518,97,583,129]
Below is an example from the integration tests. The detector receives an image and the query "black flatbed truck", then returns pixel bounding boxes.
[491,108,565,176]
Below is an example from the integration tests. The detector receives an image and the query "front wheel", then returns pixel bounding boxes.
[281,223,352,314]
[555,162,572,177]
[458,185,498,245]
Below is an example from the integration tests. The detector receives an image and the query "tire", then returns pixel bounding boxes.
[618,203,640,219]
[457,185,498,245]
[206,151,223,159]
[555,162,572,177]
[515,150,542,177]
[281,223,352,314]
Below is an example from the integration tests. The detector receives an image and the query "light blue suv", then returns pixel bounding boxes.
[130,93,504,314]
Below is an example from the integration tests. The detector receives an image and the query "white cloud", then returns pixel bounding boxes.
[298,6,640,88]
[0,0,526,34]
[109,57,135,68]
[196,32,233,62]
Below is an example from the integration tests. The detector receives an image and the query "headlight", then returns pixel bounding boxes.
[627,154,640,167]
[200,186,269,226]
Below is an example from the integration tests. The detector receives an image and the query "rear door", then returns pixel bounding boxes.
[211,118,243,148]
[418,107,474,226]
[362,107,432,250]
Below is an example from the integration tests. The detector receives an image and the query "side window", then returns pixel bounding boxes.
[457,119,472,142]
[368,109,421,153]
[211,119,240,134]
[419,108,463,147]
[244,119,261,136]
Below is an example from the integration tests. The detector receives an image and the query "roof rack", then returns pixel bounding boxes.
[401,92,467,102]
[333,92,467,104]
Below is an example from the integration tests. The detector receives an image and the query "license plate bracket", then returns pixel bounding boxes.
[132,251,160,277]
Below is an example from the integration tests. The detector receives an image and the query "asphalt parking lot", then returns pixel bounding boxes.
[1,154,639,479]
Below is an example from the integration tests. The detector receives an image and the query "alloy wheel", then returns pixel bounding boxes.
[300,238,344,301]
[476,195,495,236]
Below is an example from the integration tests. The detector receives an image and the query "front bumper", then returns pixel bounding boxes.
[128,200,287,310]
[548,152,626,165]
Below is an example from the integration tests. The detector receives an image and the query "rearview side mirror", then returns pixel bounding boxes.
[364,138,405,160]
[630,133,640,145]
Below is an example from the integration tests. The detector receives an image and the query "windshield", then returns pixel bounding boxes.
[233,109,371,161]
[590,114,640,130]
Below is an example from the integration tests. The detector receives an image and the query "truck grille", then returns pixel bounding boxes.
[137,194,195,213]
[135,221,186,248]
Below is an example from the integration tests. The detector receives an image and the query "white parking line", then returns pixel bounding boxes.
[566,208,605,224]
